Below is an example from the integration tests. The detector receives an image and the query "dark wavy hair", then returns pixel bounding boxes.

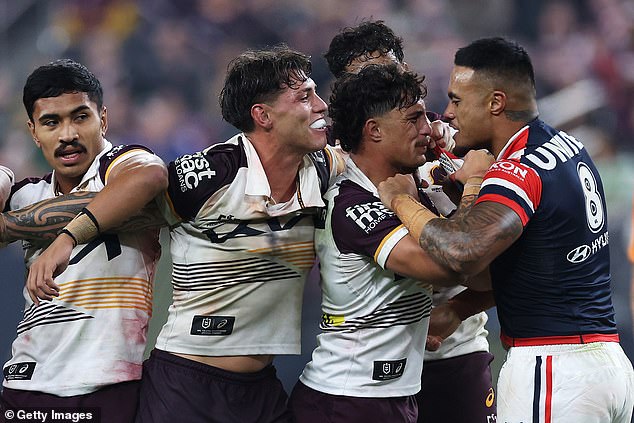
[219,44,312,132]
[329,64,426,153]
[23,59,103,122]
[325,20,404,78]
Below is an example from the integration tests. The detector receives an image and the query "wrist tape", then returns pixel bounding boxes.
[61,208,100,247]
[391,194,439,241]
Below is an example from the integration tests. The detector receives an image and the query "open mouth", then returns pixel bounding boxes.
[309,118,327,130]
[56,147,86,164]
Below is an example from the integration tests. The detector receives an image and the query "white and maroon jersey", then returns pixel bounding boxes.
[299,158,433,398]
[155,134,338,356]
[476,119,617,341]
[2,141,161,396]
[418,160,490,361]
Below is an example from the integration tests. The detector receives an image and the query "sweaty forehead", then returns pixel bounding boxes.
[346,50,403,74]
[450,66,476,85]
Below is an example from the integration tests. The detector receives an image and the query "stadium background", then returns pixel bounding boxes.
[0,0,633,407]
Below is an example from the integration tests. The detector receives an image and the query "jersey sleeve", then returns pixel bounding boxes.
[98,144,156,183]
[475,159,542,226]
[331,181,409,268]
[162,143,246,224]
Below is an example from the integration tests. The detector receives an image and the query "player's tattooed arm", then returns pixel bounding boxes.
[0,192,97,243]
[420,202,523,276]
[0,191,166,244]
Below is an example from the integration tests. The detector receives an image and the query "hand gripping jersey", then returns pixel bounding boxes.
[2,142,161,396]
[418,160,490,360]
[299,159,433,397]
[155,134,338,356]
[476,119,617,342]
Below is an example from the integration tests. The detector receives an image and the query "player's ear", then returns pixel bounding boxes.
[365,119,382,143]
[490,91,506,116]
[27,120,41,148]
[251,104,272,130]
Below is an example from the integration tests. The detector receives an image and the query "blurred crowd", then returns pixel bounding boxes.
[0,0,633,174]
[0,0,634,389]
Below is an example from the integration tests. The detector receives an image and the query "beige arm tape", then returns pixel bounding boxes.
[62,212,99,246]
[462,176,483,197]
[391,194,441,241]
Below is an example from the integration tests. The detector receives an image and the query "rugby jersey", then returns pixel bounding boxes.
[299,158,433,397]
[2,142,161,396]
[476,119,617,339]
[155,134,338,356]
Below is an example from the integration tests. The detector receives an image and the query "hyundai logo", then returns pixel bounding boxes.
[567,245,591,263]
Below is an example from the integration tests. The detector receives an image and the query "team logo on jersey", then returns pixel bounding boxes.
[3,362,35,381]
[372,358,406,381]
[190,315,235,336]
[104,145,126,160]
[174,153,216,192]
[345,201,392,234]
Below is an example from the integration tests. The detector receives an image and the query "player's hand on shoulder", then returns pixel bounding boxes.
[26,233,74,305]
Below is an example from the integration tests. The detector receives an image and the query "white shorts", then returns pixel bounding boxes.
[497,342,634,423]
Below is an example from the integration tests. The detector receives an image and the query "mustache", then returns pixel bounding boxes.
[54,141,86,157]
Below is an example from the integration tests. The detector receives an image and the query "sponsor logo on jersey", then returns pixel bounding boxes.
[345,201,392,234]
[372,358,406,381]
[190,315,235,336]
[3,362,36,381]
[174,153,216,192]
[526,131,584,170]
[321,313,345,326]
[566,231,609,263]
[489,160,529,181]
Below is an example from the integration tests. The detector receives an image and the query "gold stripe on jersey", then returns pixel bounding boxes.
[248,241,316,270]
[373,224,405,263]
[57,276,152,314]
[103,148,149,183]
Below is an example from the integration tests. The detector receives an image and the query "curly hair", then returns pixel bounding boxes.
[324,20,404,78]
[219,44,312,132]
[329,64,426,153]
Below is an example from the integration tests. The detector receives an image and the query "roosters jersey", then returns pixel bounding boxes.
[299,158,432,397]
[476,119,616,339]
[155,134,337,356]
[2,142,161,396]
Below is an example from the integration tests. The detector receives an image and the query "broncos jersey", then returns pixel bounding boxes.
[476,119,617,340]
[2,142,161,396]
[299,158,432,397]
[155,134,338,356]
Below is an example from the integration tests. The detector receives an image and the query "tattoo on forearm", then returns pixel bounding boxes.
[420,202,522,272]
[0,191,166,243]
[1,192,96,242]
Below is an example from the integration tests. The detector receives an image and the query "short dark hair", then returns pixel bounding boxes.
[23,59,103,122]
[329,64,426,153]
[455,36,536,91]
[219,45,312,132]
[325,20,404,78]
